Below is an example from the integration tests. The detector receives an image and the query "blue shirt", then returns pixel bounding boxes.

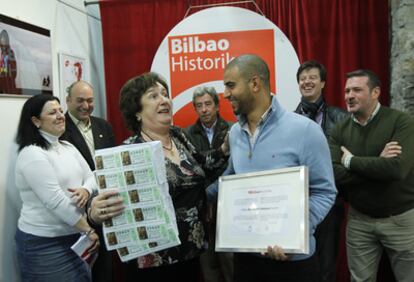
[208,96,337,261]
[201,120,217,145]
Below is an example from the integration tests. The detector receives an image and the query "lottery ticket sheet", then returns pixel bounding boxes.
[94,141,180,262]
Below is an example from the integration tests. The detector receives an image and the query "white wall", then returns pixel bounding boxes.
[0,1,105,281]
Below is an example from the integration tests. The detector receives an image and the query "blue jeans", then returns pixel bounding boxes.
[15,228,91,282]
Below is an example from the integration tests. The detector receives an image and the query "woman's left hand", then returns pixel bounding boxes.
[68,187,90,208]
[89,190,125,224]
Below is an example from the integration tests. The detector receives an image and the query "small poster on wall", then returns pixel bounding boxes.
[0,14,53,96]
[58,52,89,108]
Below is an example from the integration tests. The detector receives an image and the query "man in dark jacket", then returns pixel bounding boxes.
[295,60,348,282]
[185,86,233,282]
[61,80,115,170]
[60,80,115,282]
[185,86,232,185]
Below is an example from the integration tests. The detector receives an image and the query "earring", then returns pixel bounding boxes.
[136,115,141,121]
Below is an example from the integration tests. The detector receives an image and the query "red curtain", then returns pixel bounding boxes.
[99,2,390,281]
[99,0,389,145]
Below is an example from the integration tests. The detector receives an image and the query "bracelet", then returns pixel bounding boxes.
[85,228,95,236]
[87,207,99,226]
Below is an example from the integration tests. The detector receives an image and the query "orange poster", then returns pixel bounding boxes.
[168,29,276,127]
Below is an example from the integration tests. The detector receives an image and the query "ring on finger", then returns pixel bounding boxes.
[100,208,107,215]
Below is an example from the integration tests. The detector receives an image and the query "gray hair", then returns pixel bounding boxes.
[192,86,219,106]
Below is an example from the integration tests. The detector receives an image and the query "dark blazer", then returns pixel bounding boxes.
[60,113,116,170]
[295,103,348,139]
[60,113,116,282]
[184,115,232,185]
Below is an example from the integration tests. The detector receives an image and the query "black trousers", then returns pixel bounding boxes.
[314,198,344,282]
[92,227,113,282]
[126,257,200,282]
[234,253,320,282]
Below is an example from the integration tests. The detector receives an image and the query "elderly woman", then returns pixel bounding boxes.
[89,72,228,281]
[15,94,99,281]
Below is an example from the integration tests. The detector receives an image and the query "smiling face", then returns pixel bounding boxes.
[298,67,325,102]
[194,93,219,128]
[66,82,94,122]
[138,82,172,131]
[31,100,65,137]
[344,76,380,122]
[223,66,254,115]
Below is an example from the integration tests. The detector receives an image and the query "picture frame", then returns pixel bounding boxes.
[216,166,309,254]
[58,52,88,108]
[0,13,52,97]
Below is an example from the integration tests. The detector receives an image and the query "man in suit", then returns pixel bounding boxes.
[294,60,348,282]
[61,80,115,170]
[61,80,115,282]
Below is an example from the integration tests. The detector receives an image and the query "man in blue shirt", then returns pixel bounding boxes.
[218,54,336,282]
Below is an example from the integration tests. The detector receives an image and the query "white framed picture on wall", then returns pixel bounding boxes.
[0,13,53,96]
[58,52,89,109]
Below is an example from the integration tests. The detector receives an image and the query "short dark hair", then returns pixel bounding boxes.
[346,69,381,91]
[16,94,60,151]
[192,86,219,106]
[119,72,169,133]
[296,60,327,83]
[226,54,270,90]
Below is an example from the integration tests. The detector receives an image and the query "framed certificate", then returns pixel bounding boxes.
[216,166,309,254]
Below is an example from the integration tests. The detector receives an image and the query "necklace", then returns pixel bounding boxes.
[141,130,173,151]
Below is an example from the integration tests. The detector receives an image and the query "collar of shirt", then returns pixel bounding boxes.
[39,129,59,144]
[68,111,91,132]
[39,129,61,152]
[351,102,381,126]
[202,120,217,145]
[240,99,273,147]
[68,111,95,155]
[315,110,324,125]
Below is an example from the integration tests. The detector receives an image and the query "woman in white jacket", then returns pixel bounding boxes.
[14,94,99,281]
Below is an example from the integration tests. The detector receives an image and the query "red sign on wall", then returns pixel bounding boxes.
[168,29,275,127]
[151,7,300,128]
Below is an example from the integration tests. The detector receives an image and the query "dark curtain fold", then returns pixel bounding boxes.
[99,2,391,282]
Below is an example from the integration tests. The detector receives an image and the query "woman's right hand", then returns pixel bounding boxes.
[86,229,100,254]
[89,190,125,224]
